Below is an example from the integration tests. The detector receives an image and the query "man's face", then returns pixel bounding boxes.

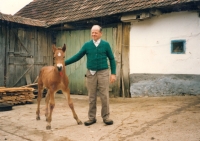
[91,26,102,41]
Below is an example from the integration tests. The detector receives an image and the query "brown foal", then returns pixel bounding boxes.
[36,44,82,130]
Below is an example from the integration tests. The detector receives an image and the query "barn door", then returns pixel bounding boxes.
[6,28,34,87]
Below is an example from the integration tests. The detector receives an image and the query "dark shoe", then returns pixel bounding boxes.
[103,119,113,125]
[84,119,96,126]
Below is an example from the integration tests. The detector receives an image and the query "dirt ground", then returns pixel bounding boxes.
[0,94,200,141]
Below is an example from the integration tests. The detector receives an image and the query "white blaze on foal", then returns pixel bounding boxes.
[57,52,63,69]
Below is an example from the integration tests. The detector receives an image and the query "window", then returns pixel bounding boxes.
[171,40,186,54]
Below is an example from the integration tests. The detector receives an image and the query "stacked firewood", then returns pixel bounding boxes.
[0,87,35,105]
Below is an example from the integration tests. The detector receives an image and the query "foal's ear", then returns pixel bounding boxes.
[62,44,66,52]
[52,44,57,53]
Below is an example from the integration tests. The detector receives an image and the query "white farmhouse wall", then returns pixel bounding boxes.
[130,11,200,74]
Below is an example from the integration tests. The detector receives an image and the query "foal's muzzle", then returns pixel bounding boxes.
[57,64,63,71]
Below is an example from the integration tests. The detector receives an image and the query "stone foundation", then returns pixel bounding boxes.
[130,74,200,97]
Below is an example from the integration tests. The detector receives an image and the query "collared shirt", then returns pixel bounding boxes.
[93,39,101,47]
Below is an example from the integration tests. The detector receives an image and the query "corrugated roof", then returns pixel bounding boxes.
[0,12,48,27]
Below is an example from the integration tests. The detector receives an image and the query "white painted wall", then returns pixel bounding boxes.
[130,11,200,74]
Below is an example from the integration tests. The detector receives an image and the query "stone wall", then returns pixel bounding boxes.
[130,73,200,97]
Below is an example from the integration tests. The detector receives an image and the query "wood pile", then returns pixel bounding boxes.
[0,87,35,105]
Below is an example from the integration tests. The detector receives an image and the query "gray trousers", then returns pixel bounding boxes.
[86,69,110,120]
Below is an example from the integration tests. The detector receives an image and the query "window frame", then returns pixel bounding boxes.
[171,40,186,54]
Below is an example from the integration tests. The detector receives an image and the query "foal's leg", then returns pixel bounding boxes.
[45,91,50,119]
[36,84,43,120]
[46,90,56,130]
[63,88,82,125]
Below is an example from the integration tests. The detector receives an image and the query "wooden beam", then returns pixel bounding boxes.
[114,23,122,97]
[63,24,75,29]
[121,23,130,98]
[150,9,162,16]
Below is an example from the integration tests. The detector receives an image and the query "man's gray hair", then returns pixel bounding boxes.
[92,25,102,32]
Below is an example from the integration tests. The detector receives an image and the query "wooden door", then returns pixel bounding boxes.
[1,24,52,87]
[6,28,35,87]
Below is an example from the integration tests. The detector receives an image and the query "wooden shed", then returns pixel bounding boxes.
[0,13,53,87]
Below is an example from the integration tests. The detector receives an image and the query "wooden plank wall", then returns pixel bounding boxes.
[56,29,90,94]
[0,21,53,87]
[0,21,6,86]
[113,23,130,98]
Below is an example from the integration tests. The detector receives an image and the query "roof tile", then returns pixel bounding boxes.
[11,0,200,26]
[0,12,48,27]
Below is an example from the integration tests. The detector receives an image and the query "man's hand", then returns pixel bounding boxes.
[110,74,116,83]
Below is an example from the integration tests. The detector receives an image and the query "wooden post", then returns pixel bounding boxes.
[122,23,130,97]
[113,23,123,97]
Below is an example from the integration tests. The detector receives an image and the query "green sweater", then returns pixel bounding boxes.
[65,40,116,74]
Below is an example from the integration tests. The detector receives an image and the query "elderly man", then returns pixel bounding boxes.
[65,25,116,126]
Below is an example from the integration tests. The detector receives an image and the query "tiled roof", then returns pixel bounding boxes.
[0,12,48,27]
[15,0,200,26]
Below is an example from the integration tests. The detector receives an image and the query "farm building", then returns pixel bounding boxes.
[0,0,200,97]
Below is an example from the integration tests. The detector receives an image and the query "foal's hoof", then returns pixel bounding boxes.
[78,120,83,125]
[46,125,51,130]
[36,117,40,120]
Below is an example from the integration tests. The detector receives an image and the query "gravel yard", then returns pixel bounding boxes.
[0,94,200,141]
